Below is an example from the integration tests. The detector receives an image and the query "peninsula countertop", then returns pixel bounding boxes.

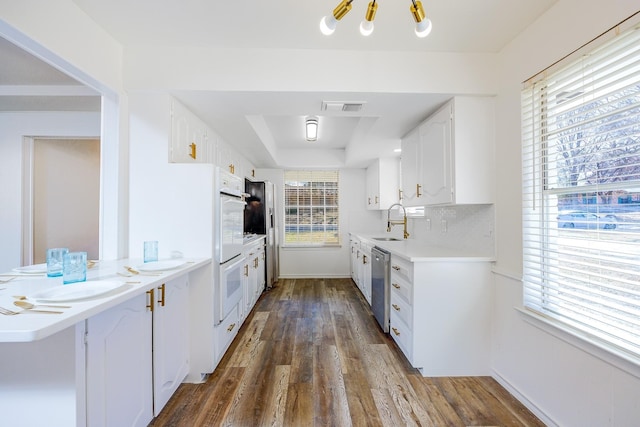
[0,257,210,342]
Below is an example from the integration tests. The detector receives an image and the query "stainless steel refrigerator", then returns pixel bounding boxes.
[244,178,279,289]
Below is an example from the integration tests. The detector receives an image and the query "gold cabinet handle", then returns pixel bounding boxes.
[157,283,166,307]
[227,323,236,332]
[416,183,422,197]
[392,283,401,289]
[392,304,400,311]
[375,196,379,204]
[398,189,403,201]
[146,288,155,312]
[244,265,249,277]
[362,255,367,265]
[189,142,197,159]
[392,327,400,336]
[392,265,401,271]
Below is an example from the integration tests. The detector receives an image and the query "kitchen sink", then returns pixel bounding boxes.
[372,237,402,241]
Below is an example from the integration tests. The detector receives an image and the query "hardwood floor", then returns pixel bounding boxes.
[150,278,545,427]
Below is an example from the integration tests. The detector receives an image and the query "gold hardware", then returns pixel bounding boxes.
[362,255,367,265]
[254,258,258,268]
[392,327,400,336]
[392,304,400,311]
[398,189,403,200]
[392,265,400,271]
[416,183,422,197]
[244,265,249,276]
[392,283,400,289]
[386,202,410,239]
[252,169,255,177]
[375,196,379,204]
[227,323,236,332]
[229,164,235,174]
[146,288,155,312]
[189,142,196,159]
[158,283,166,307]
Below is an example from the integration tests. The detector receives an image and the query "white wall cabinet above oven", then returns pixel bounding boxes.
[401,96,495,206]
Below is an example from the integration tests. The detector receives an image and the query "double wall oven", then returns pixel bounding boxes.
[216,168,245,324]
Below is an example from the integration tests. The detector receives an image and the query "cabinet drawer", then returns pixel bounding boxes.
[390,256,412,282]
[389,273,413,304]
[390,313,413,362]
[215,305,239,361]
[390,292,412,329]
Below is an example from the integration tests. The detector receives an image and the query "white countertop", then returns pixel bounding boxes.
[353,233,495,262]
[0,258,211,343]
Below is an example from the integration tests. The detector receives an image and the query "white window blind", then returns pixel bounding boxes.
[522,23,640,358]
[284,170,339,246]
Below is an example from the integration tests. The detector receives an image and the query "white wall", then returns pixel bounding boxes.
[492,1,640,425]
[128,93,215,261]
[0,112,100,272]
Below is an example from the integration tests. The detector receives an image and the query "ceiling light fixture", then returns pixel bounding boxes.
[320,0,432,38]
[305,117,319,142]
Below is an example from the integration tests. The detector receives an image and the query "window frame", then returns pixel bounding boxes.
[521,21,640,363]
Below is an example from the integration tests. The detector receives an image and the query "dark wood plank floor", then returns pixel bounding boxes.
[150,278,545,427]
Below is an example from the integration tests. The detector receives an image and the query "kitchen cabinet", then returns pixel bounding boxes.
[86,293,154,427]
[350,236,359,284]
[388,256,491,376]
[349,235,372,305]
[366,157,400,210]
[243,240,264,319]
[152,276,190,415]
[170,98,215,163]
[86,275,191,426]
[401,96,495,206]
[400,128,420,205]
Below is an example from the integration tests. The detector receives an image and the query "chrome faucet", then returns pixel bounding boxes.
[387,203,410,239]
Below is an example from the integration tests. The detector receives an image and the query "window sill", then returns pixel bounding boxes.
[281,244,342,250]
[516,306,640,378]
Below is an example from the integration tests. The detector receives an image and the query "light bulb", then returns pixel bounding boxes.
[415,18,432,38]
[359,20,374,36]
[320,15,338,35]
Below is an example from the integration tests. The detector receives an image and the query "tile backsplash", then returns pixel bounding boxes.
[383,204,495,256]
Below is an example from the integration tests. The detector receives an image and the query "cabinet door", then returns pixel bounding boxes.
[365,160,380,209]
[420,103,453,205]
[86,293,153,427]
[400,128,422,206]
[170,100,212,163]
[153,276,190,416]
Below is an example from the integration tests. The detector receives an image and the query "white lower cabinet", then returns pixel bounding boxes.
[86,293,153,427]
[152,276,190,415]
[388,256,492,376]
[86,276,190,426]
[215,304,240,362]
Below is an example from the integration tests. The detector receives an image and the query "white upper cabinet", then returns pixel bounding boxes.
[401,96,495,206]
[400,127,421,206]
[170,99,215,163]
[366,157,400,210]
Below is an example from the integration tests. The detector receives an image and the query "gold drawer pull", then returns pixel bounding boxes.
[392,265,401,271]
[392,304,400,311]
[392,283,401,289]
[227,323,236,332]
[392,327,401,336]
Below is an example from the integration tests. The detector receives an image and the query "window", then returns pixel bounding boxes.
[522,23,640,358]
[283,170,339,246]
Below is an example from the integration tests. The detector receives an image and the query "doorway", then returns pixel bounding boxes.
[26,138,100,264]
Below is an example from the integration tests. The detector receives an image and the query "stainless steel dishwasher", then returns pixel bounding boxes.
[371,246,390,333]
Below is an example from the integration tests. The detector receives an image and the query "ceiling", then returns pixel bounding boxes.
[0,0,557,168]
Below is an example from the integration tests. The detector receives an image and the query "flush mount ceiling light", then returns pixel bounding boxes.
[320,0,432,38]
[305,117,319,142]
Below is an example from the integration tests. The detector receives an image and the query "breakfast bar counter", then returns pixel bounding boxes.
[0,257,212,427]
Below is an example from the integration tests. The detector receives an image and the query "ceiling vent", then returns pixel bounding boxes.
[321,101,366,112]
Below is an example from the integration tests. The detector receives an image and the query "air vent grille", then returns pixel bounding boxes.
[321,101,366,112]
